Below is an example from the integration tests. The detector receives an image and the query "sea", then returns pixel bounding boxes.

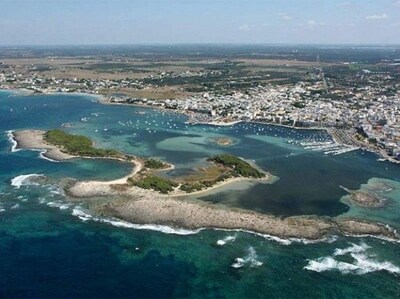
[0,89,400,298]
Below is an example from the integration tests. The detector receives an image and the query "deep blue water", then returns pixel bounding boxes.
[1,90,400,298]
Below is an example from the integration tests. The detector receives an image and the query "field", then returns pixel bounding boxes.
[1,45,399,101]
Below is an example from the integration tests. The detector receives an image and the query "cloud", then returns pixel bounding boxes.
[365,14,389,20]
[278,13,292,21]
[239,24,250,31]
[394,0,400,7]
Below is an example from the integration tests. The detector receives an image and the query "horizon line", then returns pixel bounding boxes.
[1,42,400,48]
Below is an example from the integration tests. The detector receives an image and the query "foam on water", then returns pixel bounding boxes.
[71,206,203,235]
[333,242,370,256]
[344,232,400,244]
[10,174,45,189]
[19,181,341,245]
[67,205,340,245]
[6,130,21,152]
[47,185,64,196]
[47,201,72,210]
[38,150,60,163]
[10,203,20,209]
[304,242,400,275]
[216,235,237,246]
[214,228,338,246]
[71,208,93,222]
[231,246,263,269]
[9,178,355,247]
[38,198,47,204]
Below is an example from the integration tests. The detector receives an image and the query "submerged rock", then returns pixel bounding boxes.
[350,191,385,208]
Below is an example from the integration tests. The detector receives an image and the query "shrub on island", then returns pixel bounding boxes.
[209,154,265,178]
[144,158,167,169]
[179,173,233,193]
[44,129,121,158]
[179,182,205,193]
[128,175,178,194]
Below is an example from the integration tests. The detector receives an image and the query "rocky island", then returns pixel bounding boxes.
[340,186,386,208]
[12,129,400,241]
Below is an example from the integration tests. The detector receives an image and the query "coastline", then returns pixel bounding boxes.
[94,94,400,164]
[91,190,398,241]
[0,88,104,102]
[5,89,400,242]
[13,130,76,161]
[7,116,400,242]
[65,172,400,241]
[12,128,269,198]
[12,129,141,181]
[2,87,399,164]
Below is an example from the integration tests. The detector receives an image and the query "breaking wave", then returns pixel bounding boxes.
[214,228,338,246]
[333,242,369,256]
[56,203,340,245]
[10,174,45,189]
[217,235,237,246]
[71,206,203,235]
[47,201,71,210]
[38,150,59,163]
[304,242,400,275]
[6,130,20,152]
[231,246,263,268]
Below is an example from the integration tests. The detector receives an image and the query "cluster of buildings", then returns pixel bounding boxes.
[112,78,400,160]
[0,71,143,94]
[1,65,400,160]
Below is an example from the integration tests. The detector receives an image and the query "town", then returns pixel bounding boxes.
[1,46,399,162]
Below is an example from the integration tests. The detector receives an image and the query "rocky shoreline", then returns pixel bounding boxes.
[12,128,400,242]
[64,177,399,241]
[89,192,398,241]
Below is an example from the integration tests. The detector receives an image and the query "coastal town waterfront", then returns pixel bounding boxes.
[2,45,399,163]
[1,89,400,297]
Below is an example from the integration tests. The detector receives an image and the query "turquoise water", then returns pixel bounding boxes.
[1,90,400,298]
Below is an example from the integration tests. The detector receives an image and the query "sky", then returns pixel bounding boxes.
[0,0,400,45]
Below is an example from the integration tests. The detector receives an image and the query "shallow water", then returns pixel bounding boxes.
[1,90,400,298]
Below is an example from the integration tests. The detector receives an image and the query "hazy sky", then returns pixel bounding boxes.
[1,0,400,45]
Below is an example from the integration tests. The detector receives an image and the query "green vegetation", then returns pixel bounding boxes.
[144,158,167,169]
[179,177,226,193]
[128,176,178,194]
[179,155,265,193]
[127,154,265,194]
[178,171,232,193]
[292,101,306,109]
[44,129,121,158]
[209,154,265,178]
[179,182,206,193]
